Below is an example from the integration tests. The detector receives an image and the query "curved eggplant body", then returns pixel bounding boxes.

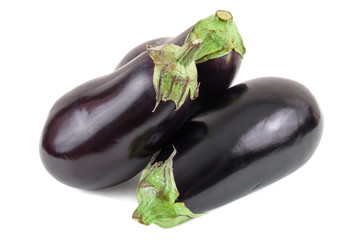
[40,11,245,190]
[40,52,190,189]
[154,77,323,214]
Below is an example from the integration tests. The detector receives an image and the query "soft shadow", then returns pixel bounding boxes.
[81,173,142,200]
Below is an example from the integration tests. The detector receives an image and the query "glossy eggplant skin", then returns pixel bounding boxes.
[40,28,242,191]
[40,52,191,190]
[155,77,323,214]
[114,27,242,105]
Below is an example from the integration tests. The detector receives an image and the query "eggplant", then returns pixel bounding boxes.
[133,77,323,228]
[40,11,246,190]
[115,10,244,105]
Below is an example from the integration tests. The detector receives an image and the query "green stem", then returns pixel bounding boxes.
[185,10,246,63]
[176,39,203,66]
[148,40,202,111]
[216,10,233,21]
[147,10,246,111]
[132,147,204,228]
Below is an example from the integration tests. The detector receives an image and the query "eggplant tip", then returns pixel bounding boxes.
[216,10,233,21]
[132,212,148,226]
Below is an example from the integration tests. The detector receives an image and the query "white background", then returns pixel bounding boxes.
[1,0,360,239]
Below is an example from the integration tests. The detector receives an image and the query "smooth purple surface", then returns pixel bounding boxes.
[40,25,242,190]
[40,53,190,189]
[155,77,323,213]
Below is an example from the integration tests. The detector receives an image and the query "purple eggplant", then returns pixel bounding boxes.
[115,10,244,105]
[133,77,323,228]
[40,11,246,190]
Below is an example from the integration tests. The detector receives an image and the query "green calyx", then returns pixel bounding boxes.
[186,10,246,63]
[148,40,202,111]
[147,10,245,111]
[132,147,204,228]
